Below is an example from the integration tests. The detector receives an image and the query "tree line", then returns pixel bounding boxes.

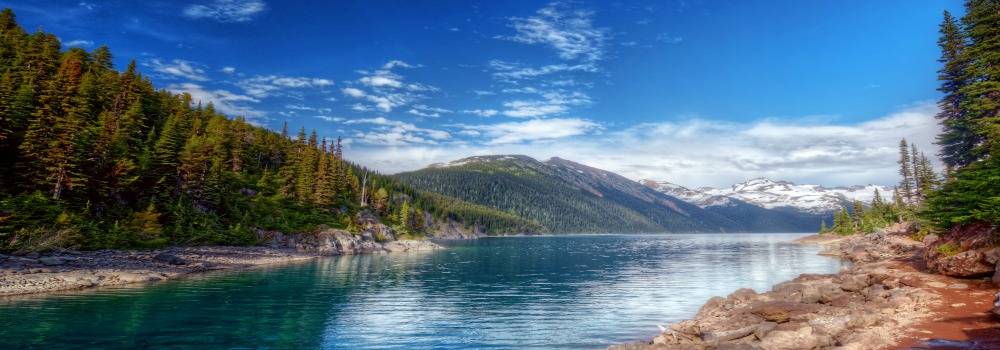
[823,1,999,236]
[0,9,539,252]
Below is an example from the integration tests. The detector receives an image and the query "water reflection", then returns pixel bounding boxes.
[0,234,845,349]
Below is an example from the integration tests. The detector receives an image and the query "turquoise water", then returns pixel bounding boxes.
[0,234,845,349]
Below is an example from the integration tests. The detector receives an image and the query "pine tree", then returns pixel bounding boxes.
[958,0,1000,160]
[911,143,924,200]
[313,139,334,206]
[851,199,864,225]
[399,200,412,231]
[294,130,318,202]
[372,187,389,215]
[19,50,89,198]
[871,188,885,209]
[897,139,914,204]
[935,10,977,169]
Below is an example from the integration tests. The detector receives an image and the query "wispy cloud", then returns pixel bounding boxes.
[499,1,608,62]
[340,60,438,113]
[346,117,450,146]
[183,0,266,23]
[144,58,209,81]
[63,39,93,47]
[237,74,333,98]
[463,109,499,117]
[471,118,601,144]
[500,90,591,118]
[489,60,597,82]
[408,104,452,118]
[166,82,263,118]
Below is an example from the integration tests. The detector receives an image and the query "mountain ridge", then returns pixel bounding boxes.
[642,177,892,214]
[397,155,833,233]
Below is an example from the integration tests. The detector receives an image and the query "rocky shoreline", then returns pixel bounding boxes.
[610,224,1000,349]
[0,226,441,297]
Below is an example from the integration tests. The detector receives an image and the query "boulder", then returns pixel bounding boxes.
[750,301,819,323]
[993,292,1000,318]
[993,261,1000,287]
[931,250,994,277]
[759,324,821,350]
[701,324,757,344]
[153,252,186,265]
[839,274,871,292]
[38,256,66,266]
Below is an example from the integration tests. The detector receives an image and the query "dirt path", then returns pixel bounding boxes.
[891,270,1000,349]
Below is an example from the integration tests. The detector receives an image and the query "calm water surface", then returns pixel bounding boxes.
[0,233,845,349]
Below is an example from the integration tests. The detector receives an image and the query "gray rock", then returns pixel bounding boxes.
[38,257,64,266]
[993,291,1000,318]
[701,324,757,344]
[993,261,1000,287]
[153,252,186,265]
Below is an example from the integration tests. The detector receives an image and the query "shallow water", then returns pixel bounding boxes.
[0,233,845,349]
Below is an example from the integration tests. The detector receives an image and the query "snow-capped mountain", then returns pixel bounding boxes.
[642,178,893,214]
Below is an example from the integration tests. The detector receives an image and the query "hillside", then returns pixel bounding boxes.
[396,155,823,233]
[0,10,537,252]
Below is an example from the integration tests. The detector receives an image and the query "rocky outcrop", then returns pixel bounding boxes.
[610,264,935,350]
[430,219,486,239]
[923,223,999,278]
[816,222,922,263]
[257,228,440,255]
[610,224,949,350]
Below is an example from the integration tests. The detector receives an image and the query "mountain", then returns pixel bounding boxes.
[642,180,831,232]
[396,155,821,233]
[645,178,892,214]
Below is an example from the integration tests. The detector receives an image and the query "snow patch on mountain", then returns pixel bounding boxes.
[643,178,893,214]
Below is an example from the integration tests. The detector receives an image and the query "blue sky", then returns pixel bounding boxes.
[2,0,962,186]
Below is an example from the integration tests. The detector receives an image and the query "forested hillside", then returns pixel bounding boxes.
[0,9,539,252]
[396,155,814,233]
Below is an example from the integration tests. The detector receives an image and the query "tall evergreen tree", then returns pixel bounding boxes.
[935,10,977,169]
[959,0,1000,160]
[897,139,914,203]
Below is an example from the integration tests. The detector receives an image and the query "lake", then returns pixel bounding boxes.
[0,233,845,349]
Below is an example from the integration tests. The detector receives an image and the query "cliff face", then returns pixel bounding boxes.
[257,212,440,254]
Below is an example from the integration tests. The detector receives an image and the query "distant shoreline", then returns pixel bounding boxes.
[0,239,440,298]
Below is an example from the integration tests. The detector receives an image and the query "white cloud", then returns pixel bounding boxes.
[221,66,236,74]
[345,102,943,188]
[489,60,597,82]
[408,104,452,118]
[144,58,209,81]
[166,83,263,118]
[314,115,345,123]
[237,74,334,98]
[63,39,93,47]
[474,118,600,144]
[341,61,436,113]
[345,117,450,146]
[360,75,403,88]
[499,2,608,62]
[463,109,499,117]
[341,87,366,98]
[382,60,417,69]
[183,0,265,22]
[500,90,590,118]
